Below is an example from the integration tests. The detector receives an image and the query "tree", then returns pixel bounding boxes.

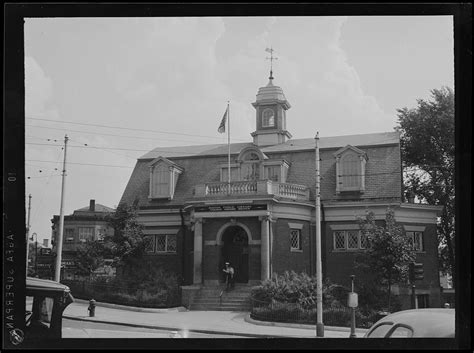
[104,202,149,277]
[74,240,111,277]
[355,208,416,311]
[395,86,455,283]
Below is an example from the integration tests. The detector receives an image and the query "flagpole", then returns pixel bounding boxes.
[227,101,231,194]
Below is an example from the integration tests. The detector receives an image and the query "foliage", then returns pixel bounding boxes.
[74,240,112,276]
[355,208,416,311]
[250,271,351,310]
[104,202,148,270]
[62,269,181,308]
[395,86,455,280]
[251,271,320,309]
[250,271,386,328]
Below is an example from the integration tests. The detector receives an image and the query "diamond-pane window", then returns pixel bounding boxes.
[347,231,359,249]
[144,236,155,253]
[167,235,177,252]
[334,231,346,250]
[360,232,368,249]
[156,235,166,252]
[290,229,301,251]
[153,234,177,253]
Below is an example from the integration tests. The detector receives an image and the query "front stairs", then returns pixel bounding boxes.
[188,284,253,311]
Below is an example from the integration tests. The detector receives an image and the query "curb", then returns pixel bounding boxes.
[244,314,369,334]
[73,298,187,313]
[63,315,279,338]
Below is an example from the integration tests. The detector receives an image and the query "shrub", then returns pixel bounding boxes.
[62,267,181,308]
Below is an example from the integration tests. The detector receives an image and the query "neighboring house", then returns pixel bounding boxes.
[34,239,54,279]
[51,199,115,280]
[119,72,443,309]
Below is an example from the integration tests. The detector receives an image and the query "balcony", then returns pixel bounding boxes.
[194,180,310,201]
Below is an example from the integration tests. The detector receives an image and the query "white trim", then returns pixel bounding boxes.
[329,224,360,230]
[288,222,303,230]
[194,210,269,218]
[140,221,181,227]
[143,229,179,235]
[403,225,426,232]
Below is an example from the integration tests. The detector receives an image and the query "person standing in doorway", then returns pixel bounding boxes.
[223,262,235,290]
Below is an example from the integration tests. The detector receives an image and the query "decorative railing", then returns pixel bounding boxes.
[277,183,309,200]
[205,181,258,196]
[194,180,309,201]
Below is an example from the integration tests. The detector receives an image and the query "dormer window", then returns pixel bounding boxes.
[262,108,275,127]
[148,157,183,200]
[334,145,367,194]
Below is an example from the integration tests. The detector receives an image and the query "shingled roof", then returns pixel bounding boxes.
[120,131,402,208]
[138,131,400,160]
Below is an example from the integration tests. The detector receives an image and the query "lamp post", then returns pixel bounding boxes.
[348,275,358,338]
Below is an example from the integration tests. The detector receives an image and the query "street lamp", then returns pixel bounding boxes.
[348,275,358,338]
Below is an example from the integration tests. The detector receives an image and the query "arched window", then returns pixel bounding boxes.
[262,108,275,127]
[334,146,367,193]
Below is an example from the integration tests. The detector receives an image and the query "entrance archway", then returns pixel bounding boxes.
[221,226,249,283]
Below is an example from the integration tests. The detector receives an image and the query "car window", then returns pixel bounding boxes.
[388,325,413,338]
[39,297,54,324]
[366,322,393,338]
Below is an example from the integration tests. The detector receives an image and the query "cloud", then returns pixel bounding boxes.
[25,56,54,117]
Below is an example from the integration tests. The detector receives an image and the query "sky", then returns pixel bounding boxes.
[24,15,454,244]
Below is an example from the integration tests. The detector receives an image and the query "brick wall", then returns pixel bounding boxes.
[271,219,312,275]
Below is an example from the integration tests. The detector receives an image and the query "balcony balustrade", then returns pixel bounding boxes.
[194,180,310,201]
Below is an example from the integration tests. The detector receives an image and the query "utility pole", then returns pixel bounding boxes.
[32,232,38,275]
[54,134,69,282]
[315,132,324,337]
[26,194,32,276]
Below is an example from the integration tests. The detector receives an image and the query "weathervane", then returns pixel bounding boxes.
[265,47,278,80]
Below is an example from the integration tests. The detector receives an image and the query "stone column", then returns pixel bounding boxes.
[193,218,203,284]
[260,216,270,280]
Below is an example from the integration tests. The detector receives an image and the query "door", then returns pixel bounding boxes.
[222,226,249,283]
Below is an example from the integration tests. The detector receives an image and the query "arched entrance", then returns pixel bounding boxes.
[221,226,249,283]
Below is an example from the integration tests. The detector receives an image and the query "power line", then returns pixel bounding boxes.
[26,159,133,169]
[26,116,249,141]
[25,141,223,156]
[26,124,234,144]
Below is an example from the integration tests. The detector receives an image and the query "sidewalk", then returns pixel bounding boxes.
[63,299,368,338]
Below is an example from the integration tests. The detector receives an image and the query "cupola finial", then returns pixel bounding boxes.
[265,47,278,82]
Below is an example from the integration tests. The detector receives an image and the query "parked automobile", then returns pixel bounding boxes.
[25,277,74,339]
[364,308,455,338]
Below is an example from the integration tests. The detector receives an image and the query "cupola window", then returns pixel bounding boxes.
[262,108,275,127]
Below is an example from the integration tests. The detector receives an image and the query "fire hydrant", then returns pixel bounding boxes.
[87,299,96,317]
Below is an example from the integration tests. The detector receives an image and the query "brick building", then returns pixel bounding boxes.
[119,73,443,309]
[51,199,115,280]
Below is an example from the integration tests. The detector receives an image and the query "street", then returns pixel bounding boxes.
[62,318,253,338]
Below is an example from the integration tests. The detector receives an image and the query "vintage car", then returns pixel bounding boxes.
[364,308,455,338]
[25,277,74,339]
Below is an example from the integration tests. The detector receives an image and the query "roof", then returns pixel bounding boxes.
[367,309,455,338]
[26,277,71,293]
[120,131,402,207]
[75,204,115,213]
[138,131,399,160]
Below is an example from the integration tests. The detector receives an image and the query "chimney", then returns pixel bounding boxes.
[43,239,49,247]
[90,199,96,211]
